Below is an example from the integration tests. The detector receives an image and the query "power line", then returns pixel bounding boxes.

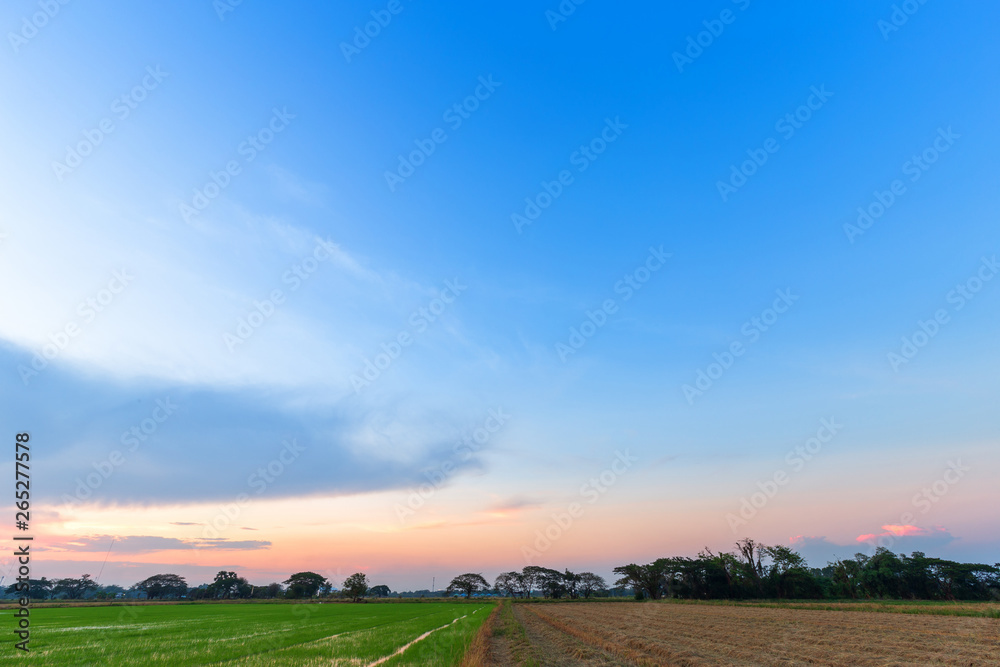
[95,538,116,586]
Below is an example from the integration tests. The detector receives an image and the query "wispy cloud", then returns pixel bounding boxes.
[44,534,271,553]
[265,165,328,206]
[487,496,545,513]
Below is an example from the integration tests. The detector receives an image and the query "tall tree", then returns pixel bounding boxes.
[283,572,330,599]
[577,572,607,598]
[208,571,251,599]
[762,545,810,599]
[536,568,568,598]
[341,573,369,602]
[734,538,766,595]
[135,574,188,600]
[494,571,523,598]
[559,570,581,599]
[613,563,664,599]
[521,565,553,599]
[446,573,489,599]
[52,575,99,600]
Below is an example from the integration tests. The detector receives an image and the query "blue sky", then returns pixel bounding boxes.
[1,0,998,589]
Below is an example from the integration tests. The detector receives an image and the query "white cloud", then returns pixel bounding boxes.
[0,187,469,399]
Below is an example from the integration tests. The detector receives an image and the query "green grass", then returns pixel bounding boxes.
[11,601,494,665]
[494,600,539,667]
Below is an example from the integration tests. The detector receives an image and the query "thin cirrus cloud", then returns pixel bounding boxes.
[0,199,444,392]
[44,535,271,554]
[486,496,546,514]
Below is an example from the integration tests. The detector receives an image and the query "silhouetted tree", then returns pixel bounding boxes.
[735,538,766,596]
[4,578,53,600]
[206,571,251,599]
[284,572,329,599]
[521,566,552,599]
[577,572,607,598]
[613,563,664,599]
[447,573,489,598]
[52,575,99,600]
[561,570,581,599]
[135,574,188,600]
[494,571,523,598]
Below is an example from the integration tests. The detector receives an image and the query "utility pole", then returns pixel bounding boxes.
[432,577,435,593]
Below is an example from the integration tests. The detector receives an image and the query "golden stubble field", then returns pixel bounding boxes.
[483,601,1000,666]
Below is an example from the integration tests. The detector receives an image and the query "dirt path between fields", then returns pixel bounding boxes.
[504,603,633,666]
[479,603,633,667]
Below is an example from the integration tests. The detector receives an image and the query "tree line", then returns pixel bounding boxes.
[445,541,999,601]
[3,570,385,602]
[610,539,1000,601]
[9,540,997,603]
[2,574,109,600]
[446,567,608,598]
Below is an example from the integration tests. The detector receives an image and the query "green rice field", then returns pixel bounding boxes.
[8,601,493,666]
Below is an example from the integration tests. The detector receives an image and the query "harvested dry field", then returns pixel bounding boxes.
[485,601,1000,666]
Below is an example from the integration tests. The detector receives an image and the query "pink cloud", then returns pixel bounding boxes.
[856,525,939,542]
[884,525,927,537]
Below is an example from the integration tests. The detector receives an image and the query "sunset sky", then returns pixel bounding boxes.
[1,1,998,592]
